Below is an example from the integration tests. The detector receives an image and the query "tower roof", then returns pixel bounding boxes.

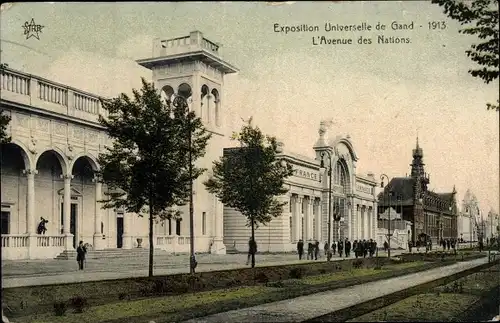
[412,136,423,158]
[136,31,238,74]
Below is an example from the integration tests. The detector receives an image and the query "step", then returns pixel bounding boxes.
[55,248,170,260]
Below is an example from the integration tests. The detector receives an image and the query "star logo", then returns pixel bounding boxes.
[22,18,44,40]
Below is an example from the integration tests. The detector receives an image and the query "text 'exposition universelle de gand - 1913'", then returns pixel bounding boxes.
[273,21,446,45]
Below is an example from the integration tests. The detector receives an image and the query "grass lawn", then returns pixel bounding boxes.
[349,293,479,322]
[350,265,500,322]
[15,261,430,323]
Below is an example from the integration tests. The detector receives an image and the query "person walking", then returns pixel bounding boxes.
[297,239,304,260]
[314,240,320,260]
[76,240,87,270]
[246,237,257,265]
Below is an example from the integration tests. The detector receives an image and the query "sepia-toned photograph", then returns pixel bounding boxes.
[1,1,499,322]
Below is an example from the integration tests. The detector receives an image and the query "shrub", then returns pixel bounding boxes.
[53,301,67,316]
[352,260,363,269]
[70,296,88,313]
[289,267,306,279]
[266,281,285,288]
[254,272,269,284]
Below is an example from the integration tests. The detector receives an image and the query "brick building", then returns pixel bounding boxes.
[378,139,458,244]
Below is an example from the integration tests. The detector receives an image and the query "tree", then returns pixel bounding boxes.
[0,111,11,144]
[97,79,211,277]
[432,0,499,111]
[0,63,12,144]
[204,118,294,268]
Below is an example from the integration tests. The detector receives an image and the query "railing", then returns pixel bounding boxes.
[155,32,221,58]
[378,219,408,231]
[1,70,30,95]
[1,67,106,118]
[1,234,29,248]
[36,235,65,247]
[155,235,190,246]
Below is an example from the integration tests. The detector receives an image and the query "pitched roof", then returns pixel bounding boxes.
[378,177,415,206]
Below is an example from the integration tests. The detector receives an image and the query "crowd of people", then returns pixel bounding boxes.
[295,238,378,260]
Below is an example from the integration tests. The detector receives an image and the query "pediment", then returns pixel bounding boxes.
[57,187,82,197]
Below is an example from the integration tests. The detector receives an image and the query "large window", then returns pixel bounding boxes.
[176,219,182,236]
[202,212,207,235]
[1,211,9,234]
[334,160,348,193]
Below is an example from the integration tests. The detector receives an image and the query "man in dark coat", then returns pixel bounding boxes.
[246,237,258,265]
[331,241,337,255]
[307,242,314,260]
[76,240,87,270]
[345,238,351,257]
[338,240,343,257]
[408,240,413,253]
[314,240,320,260]
[353,240,358,258]
[368,239,375,257]
[446,239,451,251]
[363,239,368,258]
[297,239,304,260]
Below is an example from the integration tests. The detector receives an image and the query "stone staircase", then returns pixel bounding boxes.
[55,248,170,260]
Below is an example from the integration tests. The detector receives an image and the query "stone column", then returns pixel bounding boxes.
[24,169,38,258]
[307,197,314,240]
[93,176,104,250]
[24,169,37,235]
[372,201,378,240]
[357,205,361,239]
[367,207,372,239]
[314,199,321,241]
[294,195,303,242]
[347,201,352,240]
[210,197,226,254]
[62,174,74,250]
[122,213,133,249]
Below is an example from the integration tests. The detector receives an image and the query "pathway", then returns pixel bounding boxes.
[181,257,490,323]
[2,250,409,288]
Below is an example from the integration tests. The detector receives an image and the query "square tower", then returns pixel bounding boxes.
[136,31,238,253]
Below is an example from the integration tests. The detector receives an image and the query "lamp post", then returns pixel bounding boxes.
[380,174,392,258]
[320,151,333,261]
[173,96,196,274]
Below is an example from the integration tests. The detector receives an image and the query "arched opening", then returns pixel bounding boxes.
[211,88,220,127]
[334,158,349,193]
[1,143,30,235]
[177,83,192,100]
[36,150,66,236]
[71,156,98,248]
[201,84,209,122]
[161,85,175,104]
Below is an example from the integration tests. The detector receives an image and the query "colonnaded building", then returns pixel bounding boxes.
[1,31,377,260]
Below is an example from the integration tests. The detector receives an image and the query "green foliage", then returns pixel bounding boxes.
[0,110,11,144]
[432,0,499,111]
[204,117,294,229]
[97,78,211,276]
[1,63,12,144]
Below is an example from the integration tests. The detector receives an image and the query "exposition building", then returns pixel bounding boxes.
[1,31,377,260]
[377,140,459,245]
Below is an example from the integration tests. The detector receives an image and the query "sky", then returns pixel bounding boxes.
[1,1,498,214]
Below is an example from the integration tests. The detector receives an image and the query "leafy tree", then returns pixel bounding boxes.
[0,63,12,144]
[0,111,11,144]
[432,0,499,111]
[204,118,294,268]
[97,79,211,277]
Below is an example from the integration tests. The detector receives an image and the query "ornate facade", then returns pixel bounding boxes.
[378,139,458,244]
[223,122,378,252]
[1,31,237,260]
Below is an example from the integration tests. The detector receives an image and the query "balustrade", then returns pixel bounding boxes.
[1,234,29,248]
[1,70,30,95]
[1,67,104,118]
